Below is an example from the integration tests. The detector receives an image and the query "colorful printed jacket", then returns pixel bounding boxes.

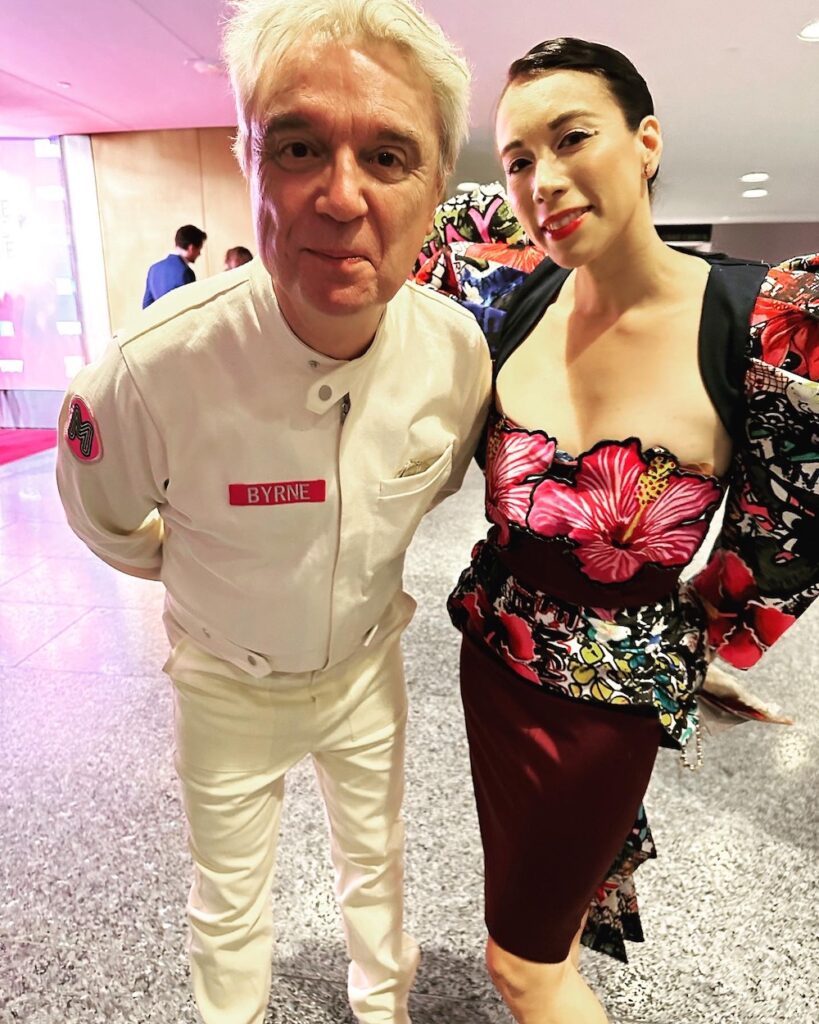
[416,191,819,675]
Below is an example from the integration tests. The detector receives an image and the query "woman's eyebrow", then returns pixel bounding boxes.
[547,108,594,131]
[500,108,596,157]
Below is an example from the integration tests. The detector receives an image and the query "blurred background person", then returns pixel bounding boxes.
[142,223,207,308]
[224,244,253,269]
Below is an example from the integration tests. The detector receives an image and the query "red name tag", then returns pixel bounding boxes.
[229,480,326,506]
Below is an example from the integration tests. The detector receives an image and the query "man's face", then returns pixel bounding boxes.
[184,244,203,264]
[249,38,443,340]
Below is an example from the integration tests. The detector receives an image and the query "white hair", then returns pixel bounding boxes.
[222,0,471,181]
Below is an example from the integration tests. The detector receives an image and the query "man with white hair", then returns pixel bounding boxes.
[56,1,489,1022]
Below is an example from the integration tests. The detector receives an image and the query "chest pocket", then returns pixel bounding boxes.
[371,443,454,568]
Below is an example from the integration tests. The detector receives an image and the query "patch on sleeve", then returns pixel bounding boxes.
[65,396,102,462]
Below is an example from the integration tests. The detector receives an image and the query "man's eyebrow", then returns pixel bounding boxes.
[263,114,312,137]
[374,128,423,153]
[499,109,595,158]
[262,117,423,154]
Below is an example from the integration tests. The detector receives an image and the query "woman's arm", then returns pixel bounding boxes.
[690,253,819,669]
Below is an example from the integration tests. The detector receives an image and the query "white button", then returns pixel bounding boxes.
[308,360,319,369]
[247,654,257,666]
[202,628,211,639]
[318,384,332,400]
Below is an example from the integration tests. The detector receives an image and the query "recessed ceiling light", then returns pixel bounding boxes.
[742,188,768,199]
[740,172,769,183]
[456,181,480,192]
[798,19,819,41]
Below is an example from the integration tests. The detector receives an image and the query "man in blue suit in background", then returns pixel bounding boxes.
[142,224,207,308]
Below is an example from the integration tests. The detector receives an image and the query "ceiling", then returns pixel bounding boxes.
[3,0,819,224]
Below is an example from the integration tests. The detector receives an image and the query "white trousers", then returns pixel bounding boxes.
[164,628,419,1024]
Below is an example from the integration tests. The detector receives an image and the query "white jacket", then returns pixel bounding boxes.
[57,259,490,675]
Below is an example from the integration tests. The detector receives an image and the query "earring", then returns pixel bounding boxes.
[643,164,652,179]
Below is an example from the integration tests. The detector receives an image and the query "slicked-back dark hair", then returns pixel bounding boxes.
[505,37,658,191]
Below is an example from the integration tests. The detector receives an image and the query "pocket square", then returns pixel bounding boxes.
[396,454,441,478]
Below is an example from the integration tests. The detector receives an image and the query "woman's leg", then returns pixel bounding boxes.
[486,927,608,1024]
[569,910,589,969]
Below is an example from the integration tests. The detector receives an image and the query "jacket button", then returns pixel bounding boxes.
[247,654,257,666]
[318,384,332,400]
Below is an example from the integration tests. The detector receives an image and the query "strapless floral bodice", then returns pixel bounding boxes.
[485,413,726,592]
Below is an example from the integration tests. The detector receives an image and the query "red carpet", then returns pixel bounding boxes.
[0,428,58,466]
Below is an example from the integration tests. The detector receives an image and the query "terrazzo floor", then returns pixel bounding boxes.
[0,449,816,1024]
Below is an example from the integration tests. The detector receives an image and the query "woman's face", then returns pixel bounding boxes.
[495,69,660,268]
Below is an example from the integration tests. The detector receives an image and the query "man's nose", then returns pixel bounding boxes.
[315,150,368,222]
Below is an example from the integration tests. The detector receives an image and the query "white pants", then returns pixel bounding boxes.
[164,628,419,1024]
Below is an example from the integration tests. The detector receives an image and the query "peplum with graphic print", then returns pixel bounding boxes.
[448,416,725,747]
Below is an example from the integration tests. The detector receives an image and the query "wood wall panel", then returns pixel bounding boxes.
[91,127,254,334]
[198,128,255,278]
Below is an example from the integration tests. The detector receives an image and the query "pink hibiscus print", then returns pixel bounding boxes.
[691,549,796,669]
[460,586,491,636]
[752,295,819,381]
[456,585,541,683]
[486,424,556,545]
[494,608,541,683]
[528,441,723,584]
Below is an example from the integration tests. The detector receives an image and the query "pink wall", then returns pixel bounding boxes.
[0,138,86,392]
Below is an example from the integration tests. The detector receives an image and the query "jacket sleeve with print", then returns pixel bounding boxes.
[414,184,546,362]
[690,253,819,669]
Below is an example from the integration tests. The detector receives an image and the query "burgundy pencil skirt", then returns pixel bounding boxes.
[460,636,662,963]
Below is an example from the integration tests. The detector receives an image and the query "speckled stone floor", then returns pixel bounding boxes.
[0,449,816,1024]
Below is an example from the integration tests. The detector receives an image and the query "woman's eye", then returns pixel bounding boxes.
[559,130,592,149]
[506,157,531,175]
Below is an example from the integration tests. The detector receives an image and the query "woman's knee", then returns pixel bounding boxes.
[486,936,569,1003]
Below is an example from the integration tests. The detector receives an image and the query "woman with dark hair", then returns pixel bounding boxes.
[418,37,818,1024]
